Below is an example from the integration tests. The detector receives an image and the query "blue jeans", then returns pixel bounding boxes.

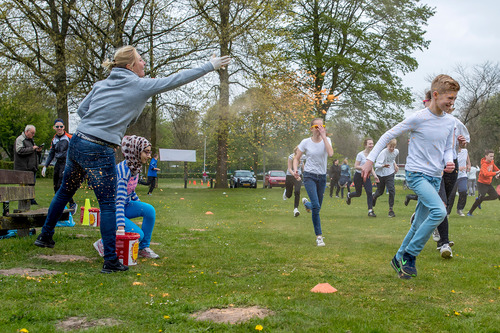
[123,201,156,250]
[396,171,447,259]
[41,135,118,260]
[303,172,327,236]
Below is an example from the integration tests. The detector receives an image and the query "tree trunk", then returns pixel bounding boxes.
[214,0,230,189]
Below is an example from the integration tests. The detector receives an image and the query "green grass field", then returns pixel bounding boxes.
[1,178,499,332]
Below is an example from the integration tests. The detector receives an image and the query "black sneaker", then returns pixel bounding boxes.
[404,195,411,206]
[34,233,55,248]
[399,252,417,277]
[346,193,351,205]
[391,255,411,279]
[368,210,376,217]
[101,258,129,273]
[31,199,39,205]
[388,209,396,218]
[372,194,377,207]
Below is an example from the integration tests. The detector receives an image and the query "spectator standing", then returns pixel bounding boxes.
[338,158,351,198]
[14,125,42,205]
[41,119,77,212]
[328,159,341,198]
[467,164,478,196]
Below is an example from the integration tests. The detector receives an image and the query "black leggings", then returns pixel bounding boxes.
[469,182,499,214]
[285,175,302,208]
[350,172,373,209]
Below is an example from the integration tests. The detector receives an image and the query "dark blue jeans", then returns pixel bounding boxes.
[41,135,118,260]
[303,171,327,236]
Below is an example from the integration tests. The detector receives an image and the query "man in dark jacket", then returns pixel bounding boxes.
[14,124,42,205]
[328,159,341,197]
[41,119,77,212]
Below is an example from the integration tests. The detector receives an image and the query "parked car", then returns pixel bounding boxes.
[229,170,257,188]
[264,170,286,188]
[394,173,406,181]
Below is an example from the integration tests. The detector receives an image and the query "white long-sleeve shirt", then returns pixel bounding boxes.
[367,108,455,178]
[452,117,470,159]
[374,148,399,177]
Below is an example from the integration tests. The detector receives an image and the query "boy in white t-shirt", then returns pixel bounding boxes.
[361,74,460,279]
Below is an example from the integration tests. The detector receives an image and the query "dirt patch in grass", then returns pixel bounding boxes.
[36,254,91,262]
[75,234,90,238]
[56,317,121,331]
[0,268,61,276]
[192,306,273,324]
[190,228,207,232]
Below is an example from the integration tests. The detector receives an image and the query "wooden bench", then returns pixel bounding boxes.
[0,169,70,237]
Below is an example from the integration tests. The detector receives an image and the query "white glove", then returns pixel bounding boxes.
[210,54,231,70]
[42,166,47,177]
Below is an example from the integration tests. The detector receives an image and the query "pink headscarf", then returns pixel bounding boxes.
[121,135,151,176]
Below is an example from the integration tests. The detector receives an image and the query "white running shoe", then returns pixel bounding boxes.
[302,198,311,213]
[457,209,465,217]
[93,239,104,257]
[316,236,325,247]
[283,188,287,201]
[293,208,300,217]
[138,247,160,259]
[440,243,453,259]
[432,228,440,242]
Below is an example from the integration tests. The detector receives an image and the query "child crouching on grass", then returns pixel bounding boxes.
[94,135,159,259]
[361,74,459,279]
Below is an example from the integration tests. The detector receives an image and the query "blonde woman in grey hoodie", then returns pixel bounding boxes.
[35,46,230,273]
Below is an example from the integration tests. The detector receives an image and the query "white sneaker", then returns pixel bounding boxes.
[437,241,454,251]
[440,243,453,259]
[293,208,300,217]
[302,198,311,213]
[457,209,465,216]
[432,228,440,242]
[93,239,104,257]
[283,188,287,201]
[316,236,325,247]
[138,247,160,259]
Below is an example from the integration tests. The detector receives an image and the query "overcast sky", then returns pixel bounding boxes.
[400,0,500,104]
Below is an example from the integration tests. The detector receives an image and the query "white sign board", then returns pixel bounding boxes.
[159,149,196,162]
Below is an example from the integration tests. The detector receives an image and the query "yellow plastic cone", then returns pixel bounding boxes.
[82,198,91,225]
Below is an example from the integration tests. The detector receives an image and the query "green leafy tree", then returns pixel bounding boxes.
[191,0,289,188]
[0,82,55,160]
[284,0,434,131]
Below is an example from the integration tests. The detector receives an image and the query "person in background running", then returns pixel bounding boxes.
[346,138,379,217]
[372,139,399,218]
[283,146,306,217]
[467,149,500,216]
